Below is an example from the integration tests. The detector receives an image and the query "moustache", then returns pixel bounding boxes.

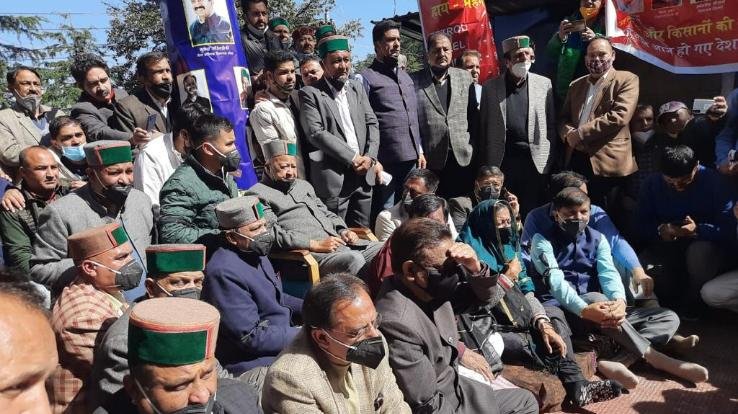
[194,5,205,10]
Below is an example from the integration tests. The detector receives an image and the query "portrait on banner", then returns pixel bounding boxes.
[177,69,213,111]
[183,0,234,46]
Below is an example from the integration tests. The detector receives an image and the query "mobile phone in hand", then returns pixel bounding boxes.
[570,19,587,32]
[145,114,157,132]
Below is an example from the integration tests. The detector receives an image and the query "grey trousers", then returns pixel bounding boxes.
[239,365,268,407]
[322,172,373,228]
[312,240,384,279]
[701,269,738,313]
[565,292,680,357]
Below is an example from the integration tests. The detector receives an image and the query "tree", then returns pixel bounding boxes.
[0,15,54,63]
[353,33,425,73]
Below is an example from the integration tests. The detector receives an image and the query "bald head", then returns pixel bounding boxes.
[587,36,613,53]
[18,146,59,197]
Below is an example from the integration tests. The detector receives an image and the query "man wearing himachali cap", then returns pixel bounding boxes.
[202,196,303,381]
[30,140,153,296]
[49,222,140,413]
[100,297,260,413]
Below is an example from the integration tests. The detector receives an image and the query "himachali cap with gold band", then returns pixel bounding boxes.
[318,35,350,58]
[502,35,531,55]
[128,297,220,366]
[215,196,265,230]
[68,222,129,262]
[261,139,297,160]
[145,244,206,277]
[83,140,133,167]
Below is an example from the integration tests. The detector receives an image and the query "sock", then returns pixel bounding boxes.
[644,347,709,384]
[597,360,640,389]
[568,379,625,407]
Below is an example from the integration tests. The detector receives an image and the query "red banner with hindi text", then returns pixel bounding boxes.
[417,0,499,82]
[606,0,738,74]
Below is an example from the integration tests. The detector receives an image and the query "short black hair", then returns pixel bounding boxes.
[190,114,234,147]
[588,35,614,52]
[136,51,169,77]
[372,20,400,43]
[0,268,48,316]
[49,116,82,140]
[391,218,452,273]
[299,55,321,68]
[264,50,295,73]
[476,165,504,181]
[302,273,368,330]
[635,103,653,113]
[182,73,196,84]
[409,194,448,219]
[552,187,590,210]
[427,32,451,47]
[172,101,210,141]
[241,0,268,12]
[549,171,588,198]
[70,53,110,84]
[6,66,42,85]
[405,168,439,193]
[660,145,697,178]
[19,145,50,169]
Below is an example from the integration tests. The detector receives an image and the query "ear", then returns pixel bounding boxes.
[79,260,98,279]
[144,278,157,298]
[401,260,417,282]
[224,231,238,246]
[311,327,330,349]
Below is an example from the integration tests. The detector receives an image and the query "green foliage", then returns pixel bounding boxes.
[353,34,425,73]
[0,15,55,62]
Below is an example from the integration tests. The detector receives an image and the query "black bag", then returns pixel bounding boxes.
[457,305,505,375]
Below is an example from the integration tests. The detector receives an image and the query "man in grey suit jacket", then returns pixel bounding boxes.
[299,35,382,227]
[411,33,475,198]
[374,218,538,414]
[480,35,557,218]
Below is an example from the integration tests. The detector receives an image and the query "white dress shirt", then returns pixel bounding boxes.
[328,81,360,156]
[578,69,611,128]
[133,133,182,209]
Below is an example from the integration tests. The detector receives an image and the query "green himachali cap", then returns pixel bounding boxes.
[216,196,265,229]
[68,222,129,261]
[502,35,531,55]
[317,35,350,58]
[315,24,336,42]
[128,297,220,366]
[145,244,206,276]
[261,139,297,160]
[83,140,133,167]
[269,17,290,30]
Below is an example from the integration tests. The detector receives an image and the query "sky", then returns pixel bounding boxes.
[0,0,419,64]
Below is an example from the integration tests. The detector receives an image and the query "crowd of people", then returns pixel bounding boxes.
[1,0,736,413]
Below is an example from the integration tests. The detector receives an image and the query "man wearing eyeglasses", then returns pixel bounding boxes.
[0,66,64,177]
[263,273,411,413]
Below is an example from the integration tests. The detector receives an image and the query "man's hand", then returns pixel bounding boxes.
[558,19,574,41]
[677,215,697,238]
[657,223,677,241]
[417,154,427,169]
[309,236,345,253]
[504,258,522,281]
[540,322,567,357]
[581,26,596,42]
[131,127,151,146]
[632,267,655,297]
[447,242,481,274]
[352,155,372,174]
[1,188,25,212]
[580,302,612,324]
[565,129,581,149]
[340,229,359,245]
[719,161,738,176]
[506,192,520,218]
[600,299,627,329]
[460,350,496,383]
[707,96,728,121]
[374,161,385,185]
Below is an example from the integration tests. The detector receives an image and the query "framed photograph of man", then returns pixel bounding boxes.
[652,0,683,9]
[234,66,252,110]
[177,69,213,111]
[183,0,234,47]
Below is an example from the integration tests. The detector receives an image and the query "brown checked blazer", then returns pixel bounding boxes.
[559,69,639,177]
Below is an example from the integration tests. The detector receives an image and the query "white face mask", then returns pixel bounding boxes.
[510,60,533,79]
[632,129,655,145]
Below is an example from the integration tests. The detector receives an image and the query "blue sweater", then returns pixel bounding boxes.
[635,166,735,242]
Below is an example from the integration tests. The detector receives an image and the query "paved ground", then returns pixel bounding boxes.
[551,311,738,413]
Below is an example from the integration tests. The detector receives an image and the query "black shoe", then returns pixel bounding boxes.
[571,379,625,407]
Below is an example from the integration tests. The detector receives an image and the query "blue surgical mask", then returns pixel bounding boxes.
[62,146,86,162]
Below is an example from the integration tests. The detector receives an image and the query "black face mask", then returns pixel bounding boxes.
[150,82,172,99]
[423,258,462,302]
[94,172,131,206]
[401,191,413,212]
[497,226,513,244]
[476,185,500,201]
[325,332,386,369]
[558,218,587,239]
[203,143,241,173]
[136,377,215,414]
[234,230,274,256]
[93,259,144,291]
[157,282,202,300]
[272,177,296,193]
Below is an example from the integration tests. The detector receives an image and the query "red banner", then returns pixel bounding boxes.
[606,0,738,74]
[417,0,499,83]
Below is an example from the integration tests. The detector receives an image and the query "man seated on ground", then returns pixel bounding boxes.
[530,188,708,386]
[133,102,207,213]
[89,243,224,411]
[0,272,59,413]
[374,168,457,241]
[158,114,238,254]
[448,165,520,232]
[262,273,411,413]
[99,298,260,413]
[203,196,303,381]
[47,116,88,186]
[523,171,655,305]
[701,202,738,314]
[30,140,153,296]
[247,140,382,277]
[635,145,735,316]
[50,223,138,412]
[375,218,539,414]
[0,146,68,275]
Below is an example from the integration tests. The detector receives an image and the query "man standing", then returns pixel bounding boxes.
[47,116,88,186]
[360,20,424,213]
[204,196,303,378]
[113,52,175,136]
[559,36,638,224]
[0,66,63,174]
[182,74,212,109]
[458,49,482,108]
[30,141,153,294]
[250,50,307,177]
[158,114,238,253]
[70,53,133,143]
[299,55,323,87]
[49,223,138,413]
[411,33,474,198]
[240,0,271,74]
[263,273,411,413]
[0,147,67,274]
[300,35,382,227]
[269,17,292,51]
[189,0,233,45]
[480,35,557,217]
[292,25,316,61]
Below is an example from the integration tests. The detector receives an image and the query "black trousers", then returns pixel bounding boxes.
[500,151,548,220]
[570,151,632,230]
[434,150,475,199]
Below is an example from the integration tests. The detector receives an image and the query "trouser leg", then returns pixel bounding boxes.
[685,240,724,308]
[493,388,539,414]
[313,248,365,276]
[344,178,373,228]
[638,241,688,309]
[624,306,679,347]
[500,152,548,219]
[701,269,738,312]
[435,151,474,199]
